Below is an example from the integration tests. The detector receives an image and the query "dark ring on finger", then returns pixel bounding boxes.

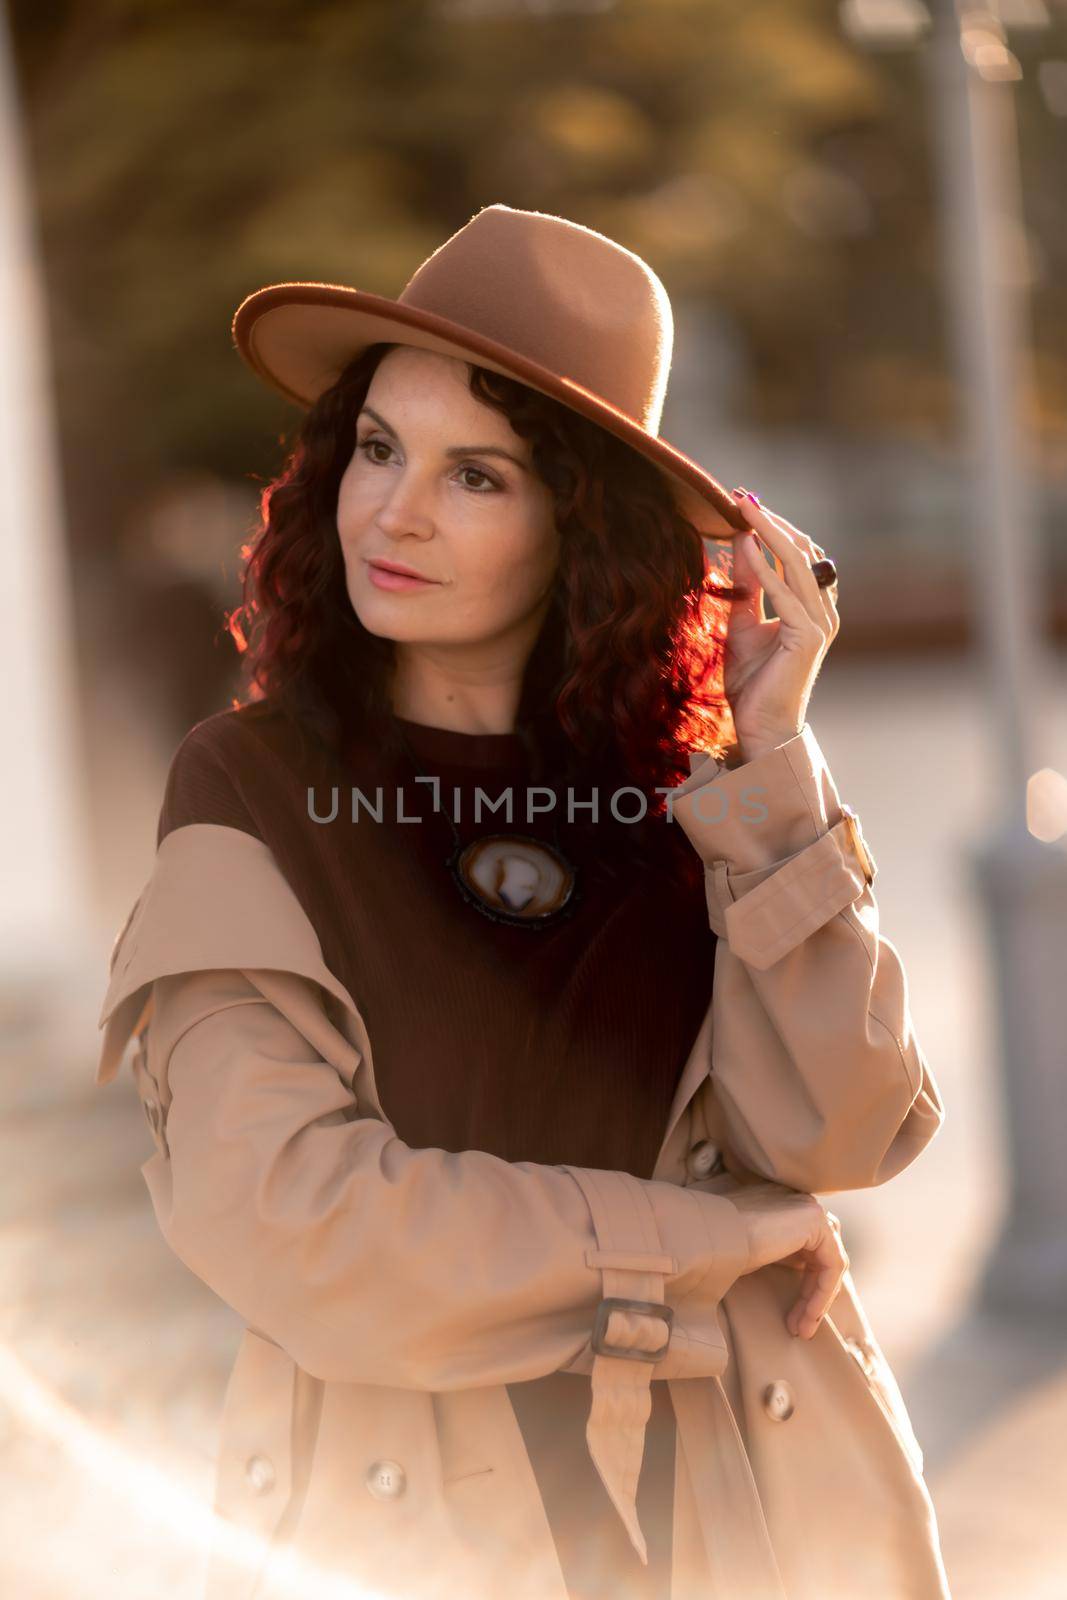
[812,557,837,589]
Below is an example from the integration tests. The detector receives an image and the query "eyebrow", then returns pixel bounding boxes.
[356,406,530,472]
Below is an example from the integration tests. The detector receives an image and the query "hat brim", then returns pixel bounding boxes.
[232,283,749,542]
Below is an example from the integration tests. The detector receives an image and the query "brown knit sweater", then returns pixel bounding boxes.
[157,698,719,1600]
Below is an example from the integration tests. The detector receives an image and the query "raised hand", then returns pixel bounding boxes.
[724,489,840,762]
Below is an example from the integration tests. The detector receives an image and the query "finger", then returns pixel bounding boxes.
[789,528,838,635]
[733,501,828,634]
[784,538,837,637]
[807,1240,850,1334]
[789,1232,849,1337]
[786,1264,833,1337]
[739,492,838,630]
[758,504,826,560]
[750,500,827,566]
[730,533,770,623]
[743,541,826,645]
[733,496,816,581]
[791,1261,843,1337]
[758,509,838,633]
[758,505,839,633]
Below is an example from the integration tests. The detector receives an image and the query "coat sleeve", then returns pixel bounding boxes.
[668,722,945,1194]
[119,963,752,1392]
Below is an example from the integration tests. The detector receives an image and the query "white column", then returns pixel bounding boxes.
[0,13,92,996]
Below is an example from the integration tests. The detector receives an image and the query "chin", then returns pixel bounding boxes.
[348,589,439,644]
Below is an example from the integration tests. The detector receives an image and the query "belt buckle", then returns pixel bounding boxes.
[591,1298,674,1363]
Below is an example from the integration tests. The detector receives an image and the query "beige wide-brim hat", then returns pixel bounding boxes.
[232,203,748,542]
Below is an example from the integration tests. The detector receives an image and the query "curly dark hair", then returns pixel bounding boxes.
[226,342,743,875]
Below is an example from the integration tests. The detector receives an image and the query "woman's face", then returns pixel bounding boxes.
[337,346,560,658]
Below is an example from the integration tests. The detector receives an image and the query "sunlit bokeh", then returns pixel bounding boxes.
[3,1,1067,1596]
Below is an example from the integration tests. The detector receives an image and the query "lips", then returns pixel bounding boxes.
[366,558,441,592]
[368,558,435,580]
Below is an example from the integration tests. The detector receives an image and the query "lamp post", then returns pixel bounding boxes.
[928,0,1067,1320]
[845,0,1067,1317]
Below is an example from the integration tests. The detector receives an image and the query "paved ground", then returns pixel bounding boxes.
[2,647,1065,1597]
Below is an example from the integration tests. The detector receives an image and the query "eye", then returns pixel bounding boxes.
[457,463,502,493]
[357,436,393,464]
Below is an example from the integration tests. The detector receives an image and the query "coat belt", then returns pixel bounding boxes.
[561,1166,787,1595]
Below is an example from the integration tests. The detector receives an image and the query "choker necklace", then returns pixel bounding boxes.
[396,729,580,930]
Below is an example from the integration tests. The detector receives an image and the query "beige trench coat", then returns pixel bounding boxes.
[96,722,951,1600]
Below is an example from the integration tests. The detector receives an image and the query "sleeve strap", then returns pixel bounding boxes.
[704,808,878,969]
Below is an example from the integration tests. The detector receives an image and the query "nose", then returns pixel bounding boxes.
[374,464,436,541]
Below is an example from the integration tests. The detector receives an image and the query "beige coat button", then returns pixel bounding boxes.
[686,1139,724,1180]
[762,1380,795,1421]
[365,1459,407,1500]
[245,1454,276,1495]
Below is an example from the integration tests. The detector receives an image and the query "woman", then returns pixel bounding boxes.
[96,205,950,1600]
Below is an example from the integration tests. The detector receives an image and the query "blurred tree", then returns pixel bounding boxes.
[6,0,1066,563]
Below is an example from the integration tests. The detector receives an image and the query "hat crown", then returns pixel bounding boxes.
[397,204,673,434]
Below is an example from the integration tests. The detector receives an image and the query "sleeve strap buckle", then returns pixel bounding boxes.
[591,1298,674,1363]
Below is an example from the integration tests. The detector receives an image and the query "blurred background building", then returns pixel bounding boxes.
[1,1,1066,1596]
